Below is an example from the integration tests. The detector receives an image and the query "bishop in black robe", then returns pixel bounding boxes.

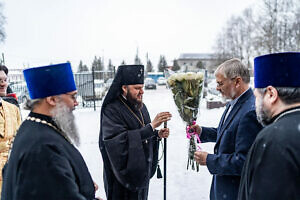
[99,64,170,200]
[99,96,159,200]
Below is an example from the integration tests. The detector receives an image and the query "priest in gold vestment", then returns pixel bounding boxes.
[0,65,22,195]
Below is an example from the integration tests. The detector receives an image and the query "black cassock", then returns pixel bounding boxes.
[99,97,159,200]
[1,112,96,200]
[238,108,300,200]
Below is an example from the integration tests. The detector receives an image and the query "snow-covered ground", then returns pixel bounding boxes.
[21,85,225,200]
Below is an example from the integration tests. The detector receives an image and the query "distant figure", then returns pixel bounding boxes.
[1,66,19,107]
[192,59,262,200]
[5,85,19,107]
[1,63,102,200]
[99,65,171,200]
[0,65,21,195]
[239,52,300,200]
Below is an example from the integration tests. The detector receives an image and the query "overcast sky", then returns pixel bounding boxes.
[1,0,258,71]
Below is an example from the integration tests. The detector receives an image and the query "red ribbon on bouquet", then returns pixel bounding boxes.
[186,121,202,150]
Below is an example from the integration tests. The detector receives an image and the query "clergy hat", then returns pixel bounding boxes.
[254,52,300,88]
[23,62,77,99]
[102,65,144,108]
[118,65,144,85]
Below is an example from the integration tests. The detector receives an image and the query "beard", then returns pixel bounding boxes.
[256,96,272,127]
[221,87,236,101]
[50,100,80,146]
[126,90,143,110]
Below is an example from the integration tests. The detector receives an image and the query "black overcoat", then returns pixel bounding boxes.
[238,108,300,200]
[99,97,159,200]
[1,112,96,200]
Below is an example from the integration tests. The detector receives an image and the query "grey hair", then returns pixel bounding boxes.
[23,98,42,110]
[215,58,250,83]
[256,87,300,105]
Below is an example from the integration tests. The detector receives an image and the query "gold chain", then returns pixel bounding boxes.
[119,97,145,127]
[26,116,72,144]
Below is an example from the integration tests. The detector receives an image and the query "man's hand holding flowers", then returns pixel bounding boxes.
[190,124,208,166]
[194,151,208,166]
[190,124,202,135]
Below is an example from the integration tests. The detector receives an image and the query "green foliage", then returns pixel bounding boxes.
[168,72,204,124]
[167,72,204,171]
[92,56,103,71]
[134,54,142,65]
[172,59,180,71]
[196,61,205,69]
[146,60,153,72]
[158,55,167,72]
[77,60,89,72]
[108,59,114,71]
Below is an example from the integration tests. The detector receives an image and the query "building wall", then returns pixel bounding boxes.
[177,56,220,73]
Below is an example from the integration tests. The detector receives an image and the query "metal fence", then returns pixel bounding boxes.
[8,70,115,110]
[74,71,114,109]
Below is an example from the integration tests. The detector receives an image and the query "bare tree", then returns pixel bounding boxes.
[214,0,299,66]
[0,2,6,43]
[254,0,297,54]
[293,7,300,49]
[214,8,255,68]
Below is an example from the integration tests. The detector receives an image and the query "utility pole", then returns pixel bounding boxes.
[102,49,105,71]
[1,53,5,65]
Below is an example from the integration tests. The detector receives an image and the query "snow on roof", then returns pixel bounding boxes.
[8,69,23,75]
[178,53,216,60]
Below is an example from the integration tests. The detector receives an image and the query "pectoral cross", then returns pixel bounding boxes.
[138,68,143,77]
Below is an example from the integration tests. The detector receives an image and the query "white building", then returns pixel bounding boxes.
[176,53,220,72]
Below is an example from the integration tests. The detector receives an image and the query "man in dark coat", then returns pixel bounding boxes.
[192,59,262,200]
[99,65,171,200]
[238,52,300,200]
[1,63,101,200]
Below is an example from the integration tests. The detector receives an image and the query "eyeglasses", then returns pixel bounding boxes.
[66,93,78,101]
[216,77,237,87]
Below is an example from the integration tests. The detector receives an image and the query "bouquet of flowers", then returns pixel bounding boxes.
[167,72,204,171]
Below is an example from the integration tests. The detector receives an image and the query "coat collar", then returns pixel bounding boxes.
[28,112,59,130]
[215,88,253,146]
[272,105,300,123]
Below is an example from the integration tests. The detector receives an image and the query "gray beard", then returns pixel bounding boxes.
[50,100,80,146]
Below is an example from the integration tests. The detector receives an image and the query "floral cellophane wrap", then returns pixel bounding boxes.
[167,72,204,171]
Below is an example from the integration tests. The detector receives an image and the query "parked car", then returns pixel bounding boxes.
[207,81,220,96]
[157,77,167,85]
[8,81,30,103]
[105,78,113,89]
[94,79,107,99]
[144,78,156,89]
